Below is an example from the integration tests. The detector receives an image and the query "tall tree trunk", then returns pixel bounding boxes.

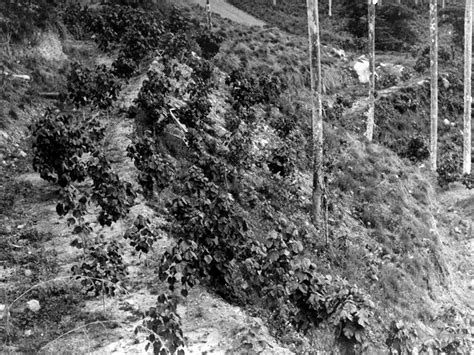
[366,0,376,141]
[430,0,438,171]
[329,0,332,16]
[464,0,473,174]
[206,0,212,30]
[307,0,324,225]
[273,0,276,7]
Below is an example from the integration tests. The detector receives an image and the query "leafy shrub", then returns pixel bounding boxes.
[341,1,417,51]
[62,3,94,40]
[401,135,430,163]
[386,320,418,354]
[72,240,127,296]
[112,53,140,79]
[124,215,157,253]
[414,45,452,73]
[0,0,59,42]
[127,134,176,197]
[159,165,251,298]
[31,109,105,186]
[437,141,462,187]
[87,153,137,227]
[439,5,465,48]
[226,68,284,112]
[134,71,173,133]
[142,293,185,355]
[267,144,297,177]
[195,31,225,60]
[461,174,474,189]
[66,63,122,109]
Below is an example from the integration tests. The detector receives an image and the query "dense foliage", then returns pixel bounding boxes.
[0,0,59,42]
[66,63,122,109]
[23,2,473,354]
[31,109,105,186]
[341,1,417,50]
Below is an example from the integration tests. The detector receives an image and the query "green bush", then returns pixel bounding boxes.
[341,1,417,51]
[0,0,59,42]
[66,63,122,109]
[31,109,105,186]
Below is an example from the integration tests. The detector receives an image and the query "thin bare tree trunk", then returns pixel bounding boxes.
[464,0,472,174]
[329,0,332,16]
[430,0,438,171]
[273,0,276,7]
[307,0,324,225]
[366,0,376,141]
[206,0,212,30]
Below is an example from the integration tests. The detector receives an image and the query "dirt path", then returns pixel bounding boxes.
[185,0,265,27]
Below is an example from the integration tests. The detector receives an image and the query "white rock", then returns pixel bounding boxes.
[0,304,6,320]
[24,329,33,337]
[24,269,32,277]
[27,299,41,312]
[11,74,31,81]
[442,77,450,89]
[18,150,27,158]
[443,119,451,126]
[354,56,370,84]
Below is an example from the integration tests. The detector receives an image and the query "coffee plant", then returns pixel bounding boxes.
[401,134,430,163]
[66,62,122,109]
[437,141,462,187]
[159,165,251,297]
[195,30,225,60]
[226,68,283,112]
[385,320,418,354]
[87,152,137,227]
[31,108,105,186]
[141,293,185,355]
[127,135,176,198]
[461,173,474,189]
[124,215,157,253]
[134,71,174,133]
[72,240,127,296]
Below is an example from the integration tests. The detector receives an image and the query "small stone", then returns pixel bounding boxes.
[27,299,41,312]
[0,304,6,320]
[454,227,461,234]
[24,269,32,277]
[370,274,379,281]
[24,330,33,337]
[18,150,27,158]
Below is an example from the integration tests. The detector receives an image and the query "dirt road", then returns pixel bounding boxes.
[185,0,265,27]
